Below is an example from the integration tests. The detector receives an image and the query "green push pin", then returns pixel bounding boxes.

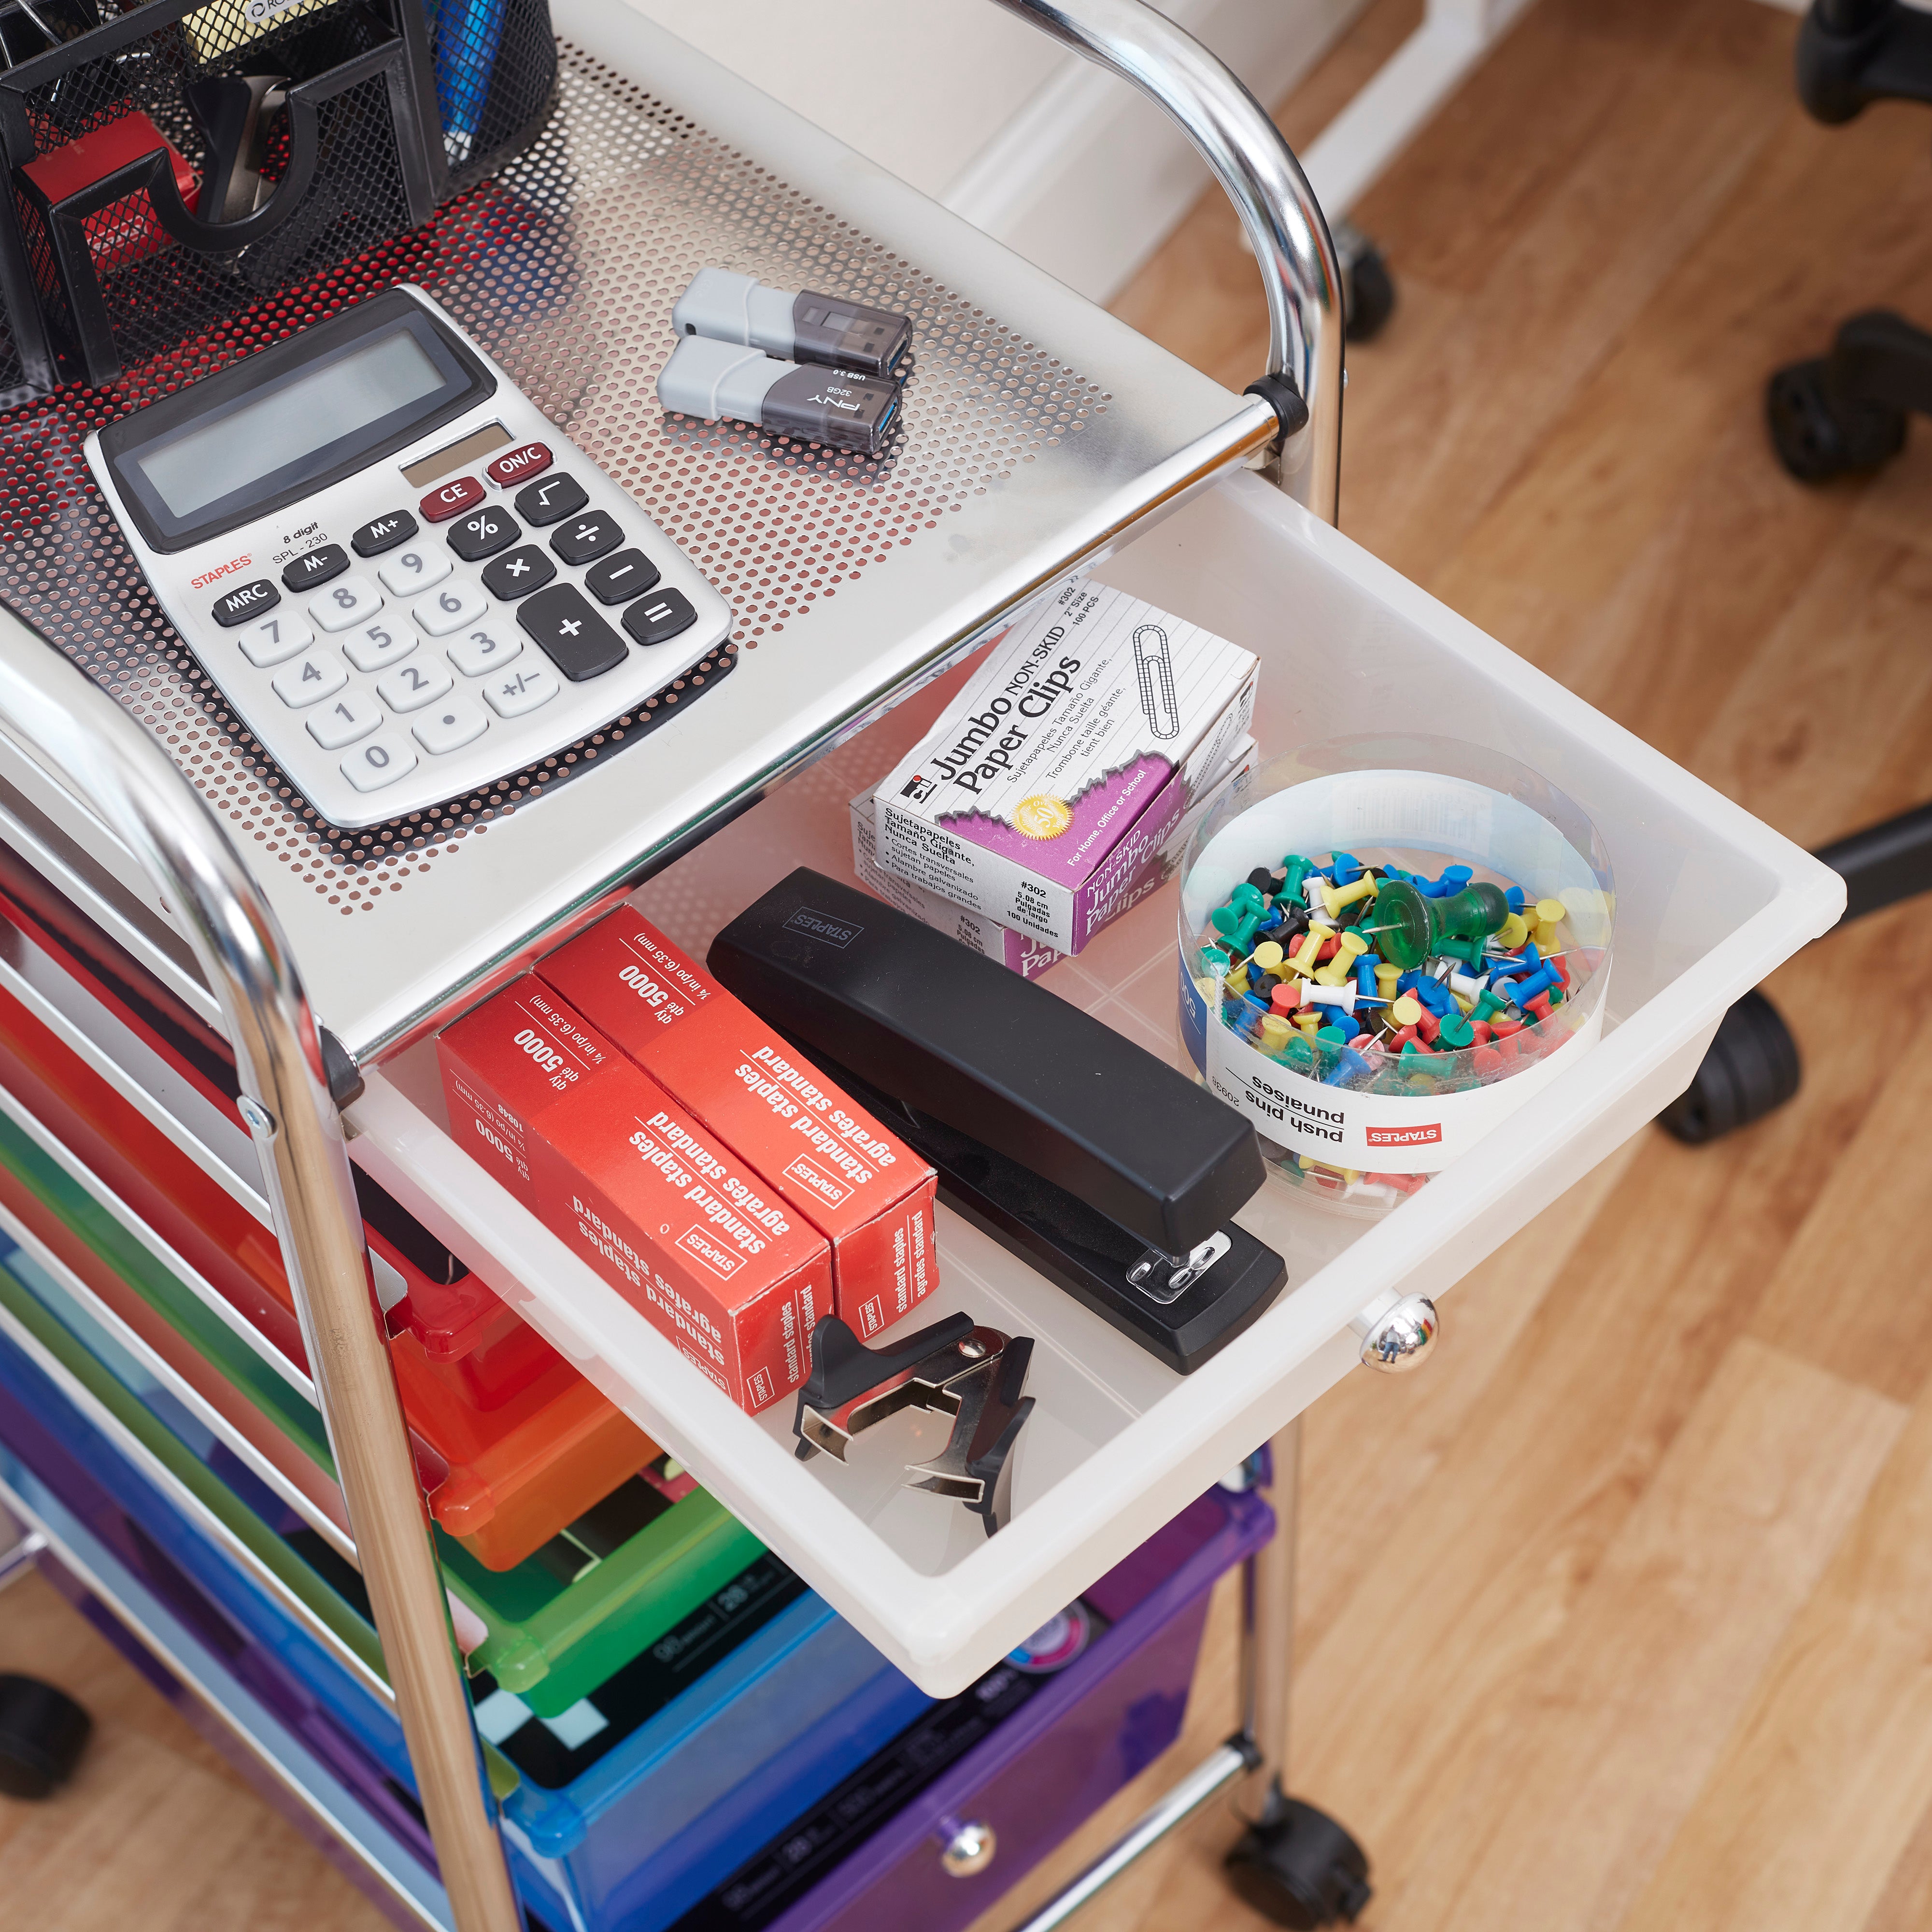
[1436,1011,1475,1050]
[1279,854,1315,906]
[1210,881,1269,954]
[1358,877,1510,971]
[1473,987,1510,1023]
[1436,935,1487,967]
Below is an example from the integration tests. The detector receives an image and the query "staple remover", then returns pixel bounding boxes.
[793,1312,1036,1535]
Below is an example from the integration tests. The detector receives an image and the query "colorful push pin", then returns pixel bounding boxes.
[1330,851,1364,886]
[1358,876,1510,971]
[1293,1010,1319,1036]
[1211,881,1268,952]
[1510,961,1562,1005]
[1259,1015,1294,1056]
[1287,925,1331,978]
[1354,953,1380,1001]
[1314,929,1370,986]
[1448,968,1490,998]
[1250,940,1285,976]
[1376,962,1402,999]
[1492,911,1529,952]
[1436,1011,1475,1051]
[1534,897,1565,929]
[1506,886,1525,914]
[1389,993,1422,1029]
[1318,871,1378,920]
[1279,855,1315,904]
[1436,935,1487,967]
[1472,987,1510,1023]
[1225,965,1250,996]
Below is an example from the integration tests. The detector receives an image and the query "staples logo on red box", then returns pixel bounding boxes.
[1366,1122,1443,1147]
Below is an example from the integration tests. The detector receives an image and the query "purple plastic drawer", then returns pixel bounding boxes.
[704,1483,1273,1932]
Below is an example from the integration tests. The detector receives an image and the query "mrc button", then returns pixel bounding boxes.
[485,440,552,488]
[421,475,485,523]
[211,579,279,626]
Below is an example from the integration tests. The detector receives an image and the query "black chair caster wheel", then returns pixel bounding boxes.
[1343,245,1396,344]
[1226,1787,1372,1927]
[1657,988,1801,1145]
[0,1672,92,1799]
[1766,356,1906,481]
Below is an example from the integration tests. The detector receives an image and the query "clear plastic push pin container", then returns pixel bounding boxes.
[1178,736,1617,1216]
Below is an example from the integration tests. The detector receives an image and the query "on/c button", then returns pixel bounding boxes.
[421,476,485,522]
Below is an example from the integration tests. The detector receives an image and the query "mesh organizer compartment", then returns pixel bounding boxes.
[0,0,556,392]
[0,1245,934,1932]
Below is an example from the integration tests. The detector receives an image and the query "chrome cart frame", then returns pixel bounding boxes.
[0,5,1429,1929]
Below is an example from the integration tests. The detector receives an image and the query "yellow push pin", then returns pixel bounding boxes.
[1250,940,1285,976]
[1287,925,1332,978]
[1375,962,1401,999]
[1225,965,1250,996]
[1258,1015,1293,1053]
[1534,897,1566,927]
[1314,929,1370,986]
[1493,911,1529,952]
[1390,993,1422,1028]
[1319,875,1378,920]
[1293,1010,1320,1036]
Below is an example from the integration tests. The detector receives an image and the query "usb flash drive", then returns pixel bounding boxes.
[657,336,900,456]
[672,268,911,378]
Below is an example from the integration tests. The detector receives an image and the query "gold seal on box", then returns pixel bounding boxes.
[1013,795,1073,840]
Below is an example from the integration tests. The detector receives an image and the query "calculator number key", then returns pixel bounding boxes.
[413,580,490,637]
[549,510,624,567]
[447,625,521,678]
[378,546,453,597]
[483,665,559,718]
[481,544,554,600]
[378,659,455,713]
[515,473,588,526]
[412,698,488,755]
[271,651,348,708]
[236,613,312,667]
[343,619,418,673]
[352,510,418,557]
[309,575,384,633]
[282,544,349,591]
[305,689,383,750]
[584,549,659,605]
[341,733,418,793]
[446,505,520,563]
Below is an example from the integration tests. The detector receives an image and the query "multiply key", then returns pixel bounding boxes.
[516,583,625,681]
[481,544,555,599]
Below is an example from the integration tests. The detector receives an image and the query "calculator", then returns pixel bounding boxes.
[85,284,733,831]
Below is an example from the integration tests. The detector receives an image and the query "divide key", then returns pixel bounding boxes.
[517,583,626,681]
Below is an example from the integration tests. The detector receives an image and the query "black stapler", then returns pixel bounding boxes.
[793,1312,1035,1536]
[710,870,1287,1373]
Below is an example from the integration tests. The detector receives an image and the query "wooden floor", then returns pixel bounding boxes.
[14,0,1932,1925]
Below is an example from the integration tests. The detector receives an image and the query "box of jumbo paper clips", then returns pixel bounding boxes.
[873,582,1257,952]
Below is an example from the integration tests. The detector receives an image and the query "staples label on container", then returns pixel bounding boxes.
[873,582,1257,953]
[438,979,829,1414]
[535,913,938,1333]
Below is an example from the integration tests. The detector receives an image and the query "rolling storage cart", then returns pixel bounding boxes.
[0,2,1845,1929]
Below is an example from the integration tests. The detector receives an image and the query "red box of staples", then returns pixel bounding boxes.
[437,977,828,1415]
[535,910,939,1338]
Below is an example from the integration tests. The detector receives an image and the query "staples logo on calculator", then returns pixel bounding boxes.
[84,283,734,831]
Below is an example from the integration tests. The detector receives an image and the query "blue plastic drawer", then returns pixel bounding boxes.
[0,1237,932,1932]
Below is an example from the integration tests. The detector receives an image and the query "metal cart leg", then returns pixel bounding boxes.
[0,617,525,1932]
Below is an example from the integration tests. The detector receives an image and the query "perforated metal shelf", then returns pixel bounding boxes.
[0,0,1273,1064]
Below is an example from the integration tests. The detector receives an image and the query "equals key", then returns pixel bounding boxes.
[583,549,660,605]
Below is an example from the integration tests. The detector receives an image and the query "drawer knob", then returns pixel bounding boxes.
[1356,1293,1438,1373]
[940,1818,997,1877]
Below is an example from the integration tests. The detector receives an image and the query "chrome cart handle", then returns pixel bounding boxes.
[991,0,1344,523]
[0,607,524,1932]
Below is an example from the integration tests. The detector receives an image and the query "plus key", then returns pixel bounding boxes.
[516,583,626,680]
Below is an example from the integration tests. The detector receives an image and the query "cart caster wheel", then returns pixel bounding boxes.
[1226,1788,1371,1927]
[1766,357,1905,482]
[1343,246,1395,343]
[0,1673,92,1799]
[1657,988,1801,1146]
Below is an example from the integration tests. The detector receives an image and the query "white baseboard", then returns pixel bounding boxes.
[942,0,1374,304]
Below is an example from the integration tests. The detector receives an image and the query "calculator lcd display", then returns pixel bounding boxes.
[97,288,495,552]
[135,331,446,521]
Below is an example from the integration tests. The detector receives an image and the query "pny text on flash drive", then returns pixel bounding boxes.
[657,336,900,456]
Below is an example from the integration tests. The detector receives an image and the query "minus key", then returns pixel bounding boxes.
[583,548,660,606]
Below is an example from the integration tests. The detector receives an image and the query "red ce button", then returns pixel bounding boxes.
[420,476,485,522]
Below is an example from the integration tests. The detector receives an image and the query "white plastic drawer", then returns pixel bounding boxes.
[346,469,1843,1694]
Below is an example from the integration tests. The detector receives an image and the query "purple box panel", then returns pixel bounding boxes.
[750,1485,1273,1932]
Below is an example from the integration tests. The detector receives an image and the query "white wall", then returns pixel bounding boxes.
[615,0,1370,303]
